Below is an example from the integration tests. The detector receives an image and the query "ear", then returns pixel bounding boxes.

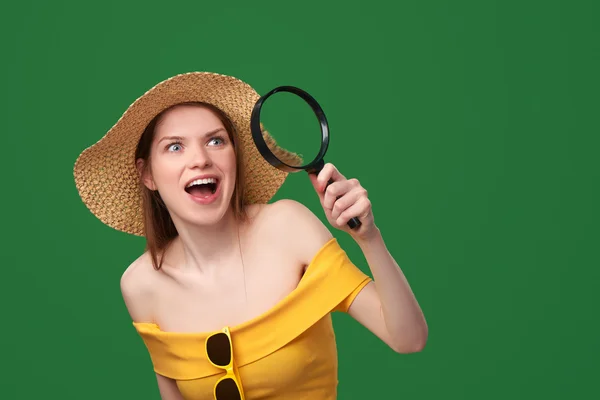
[136,158,157,191]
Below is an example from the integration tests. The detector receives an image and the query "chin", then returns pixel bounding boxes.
[186,195,235,227]
[163,184,235,227]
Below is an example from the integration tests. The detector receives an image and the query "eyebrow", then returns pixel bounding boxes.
[158,128,226,144]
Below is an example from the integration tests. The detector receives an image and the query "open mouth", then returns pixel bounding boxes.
[185,177,219,198]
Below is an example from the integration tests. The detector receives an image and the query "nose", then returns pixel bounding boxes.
[187,145,212,169]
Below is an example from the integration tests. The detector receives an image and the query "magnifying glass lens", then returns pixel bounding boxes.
[257,91,323,169]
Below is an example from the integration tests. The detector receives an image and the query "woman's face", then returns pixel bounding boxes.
[140,104,238,227]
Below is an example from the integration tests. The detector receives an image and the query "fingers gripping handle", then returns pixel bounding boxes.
[308,160,362,230]
[323,177,362,230]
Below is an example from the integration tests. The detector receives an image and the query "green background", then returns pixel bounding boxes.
[2,0,598,398]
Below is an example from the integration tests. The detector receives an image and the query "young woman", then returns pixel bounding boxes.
[73,72,427,400]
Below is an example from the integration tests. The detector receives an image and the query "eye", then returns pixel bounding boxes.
[208,136,226,146]
[167,142,183,152]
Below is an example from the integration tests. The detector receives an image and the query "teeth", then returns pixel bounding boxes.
[187,178,217,188]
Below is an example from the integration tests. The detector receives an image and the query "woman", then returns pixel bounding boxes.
[73,72,427,400]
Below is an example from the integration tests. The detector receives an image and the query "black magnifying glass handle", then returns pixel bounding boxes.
[307,160,362,230]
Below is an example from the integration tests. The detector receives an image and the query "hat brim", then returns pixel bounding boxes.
[73,72,301,236]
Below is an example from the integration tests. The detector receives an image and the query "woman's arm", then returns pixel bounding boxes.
[156,373,185,400]
[120,259,186,399]
[307,163,428,353]
[348,229,428,353]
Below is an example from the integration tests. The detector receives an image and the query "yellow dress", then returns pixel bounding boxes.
[133,238,372,400]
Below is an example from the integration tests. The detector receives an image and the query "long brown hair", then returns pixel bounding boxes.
[134,102,248,270]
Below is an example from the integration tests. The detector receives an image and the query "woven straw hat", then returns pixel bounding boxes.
[73,71,302,236]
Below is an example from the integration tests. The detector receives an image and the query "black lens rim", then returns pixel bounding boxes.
[250,85,330,173]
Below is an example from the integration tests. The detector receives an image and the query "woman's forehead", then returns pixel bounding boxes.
[155,105,225,136]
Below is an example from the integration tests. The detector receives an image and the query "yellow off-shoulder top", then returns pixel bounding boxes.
[133,238,372,399]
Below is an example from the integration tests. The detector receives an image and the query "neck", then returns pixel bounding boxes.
[170,208,242,275]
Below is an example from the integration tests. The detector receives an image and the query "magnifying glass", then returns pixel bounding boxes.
[250,86,361,230]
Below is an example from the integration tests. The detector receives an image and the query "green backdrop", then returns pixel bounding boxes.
[2,0,598,398]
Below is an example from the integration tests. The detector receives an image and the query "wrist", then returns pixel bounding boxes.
[354,225,382,247]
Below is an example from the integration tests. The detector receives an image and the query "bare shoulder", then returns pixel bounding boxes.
[119,252,156,322]
[251,199,334,265]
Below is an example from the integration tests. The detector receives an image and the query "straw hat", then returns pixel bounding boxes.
[73,71,302,236]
